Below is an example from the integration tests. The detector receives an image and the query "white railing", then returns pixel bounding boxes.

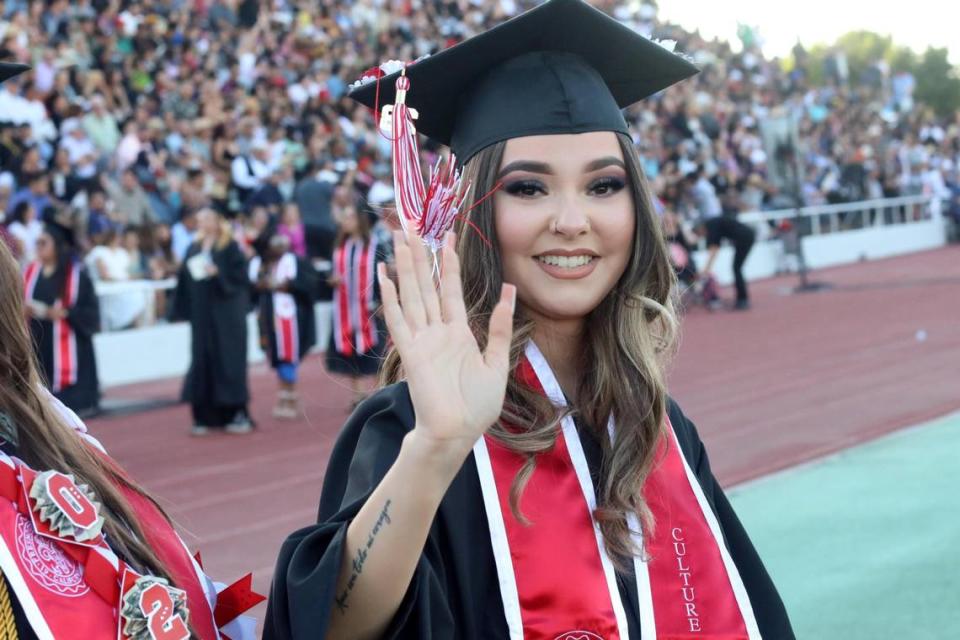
[738,194,942,237]
[91,260,334,332]
[93,278,177,297]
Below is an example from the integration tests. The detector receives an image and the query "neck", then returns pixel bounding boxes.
[527,311,585,402]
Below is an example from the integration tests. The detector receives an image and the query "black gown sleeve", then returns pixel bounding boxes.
[264,383,455,640]
[289,258,318,299]
[66,270,100,338]
[666,399,796,640]
[169,248,194,323]
[212,242,249,298]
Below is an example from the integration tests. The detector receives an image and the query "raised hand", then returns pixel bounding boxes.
[378,230,516,463]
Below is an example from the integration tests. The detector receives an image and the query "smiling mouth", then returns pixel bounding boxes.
[535,255,597,268]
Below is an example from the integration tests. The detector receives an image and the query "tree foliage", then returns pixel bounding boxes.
[796,32,960,117]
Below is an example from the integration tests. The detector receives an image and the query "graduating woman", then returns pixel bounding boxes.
[266,1,794,638]
[0,60,263,640]
[172,208,253,435]
[249,234,317,419]
[325,203,390,409]
[24,222,101,417]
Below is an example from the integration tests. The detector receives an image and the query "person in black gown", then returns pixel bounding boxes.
[265,2,794,638]
[24,222,100,417]
[249,234,317,419]
[172,207,253,435]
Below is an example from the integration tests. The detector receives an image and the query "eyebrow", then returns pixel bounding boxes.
[497,156,626,180]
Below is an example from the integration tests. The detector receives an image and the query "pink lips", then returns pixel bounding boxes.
[533,255,599,280]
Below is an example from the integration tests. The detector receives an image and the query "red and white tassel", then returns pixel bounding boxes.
[380,70,470,266]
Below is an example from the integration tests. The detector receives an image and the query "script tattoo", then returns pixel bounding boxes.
[335,499,393,613]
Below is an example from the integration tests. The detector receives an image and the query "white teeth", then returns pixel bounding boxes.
[537,255,595,268]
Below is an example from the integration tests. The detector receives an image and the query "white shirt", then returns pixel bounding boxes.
[60,135,99,179]
[7,219,42,264]
[85,246,132,282]
[230,155,272,190]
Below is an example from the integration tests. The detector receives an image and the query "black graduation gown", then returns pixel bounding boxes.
[27,266,100,414]
[172,241,249,407]
[254,256,318,367]
[264,383,796,640]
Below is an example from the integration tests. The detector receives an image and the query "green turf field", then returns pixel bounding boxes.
[728,412,960,640]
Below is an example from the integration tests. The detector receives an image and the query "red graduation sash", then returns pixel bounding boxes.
[271,253,300,364]
[0,449,264,640]
[332,236,379,357]
[473,342,761,639]
[23,262,80,393]
[249,253,300,364]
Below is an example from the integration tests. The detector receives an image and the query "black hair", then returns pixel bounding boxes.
[10,200,31,225]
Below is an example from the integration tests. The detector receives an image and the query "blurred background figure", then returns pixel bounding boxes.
[23,222,100,417]
[694,212,757,310]
[84,226,146,330]
[5,200,40,266]
[172,208,252,436]
[249,234,317,420]
[325,203,389,409]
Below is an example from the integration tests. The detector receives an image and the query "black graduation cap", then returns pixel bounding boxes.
[348,0,698,165]
[0,62,29,84]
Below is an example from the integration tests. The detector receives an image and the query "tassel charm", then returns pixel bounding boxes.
[384,69,470,267]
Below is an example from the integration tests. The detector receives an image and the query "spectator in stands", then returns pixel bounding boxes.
[59,117,98,185]
[688,166,724,218]
[7,172,53,221]
[81,94,121,157]
[179,168,210,213]
[84,228,146,330]
[123,227,148,280]
[172,208,253,436]
[149,223,178,279]
[83,188,112,249]
[277,201,307,257]
[171,208,199,263]
[0,173,13,214]
[230,138,272,212]
[48,147,82,204]
[5,200,41,266]
[101,168,153,229]
[295,163,337,259]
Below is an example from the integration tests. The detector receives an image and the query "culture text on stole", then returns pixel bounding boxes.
[672,527,701,633]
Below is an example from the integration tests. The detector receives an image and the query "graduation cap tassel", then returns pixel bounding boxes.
[380,70,470,271]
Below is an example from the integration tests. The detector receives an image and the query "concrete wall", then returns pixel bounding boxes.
[694,217,948,286]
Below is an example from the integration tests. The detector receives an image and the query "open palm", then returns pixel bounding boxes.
[379,231,516,456]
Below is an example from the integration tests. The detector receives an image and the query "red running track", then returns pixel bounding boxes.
[88,246,960,605]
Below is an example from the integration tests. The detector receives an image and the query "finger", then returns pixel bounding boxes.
[440,232,468,324]
[483,283,516,372]
[393,231,428,330]
[377,262,412,351]
[410,232,442,324]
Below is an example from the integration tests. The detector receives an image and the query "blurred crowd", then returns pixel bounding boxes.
[0,0,958,331]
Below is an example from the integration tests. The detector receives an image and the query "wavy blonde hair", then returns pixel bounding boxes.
[195,207,234,250]
[382,133,680,563]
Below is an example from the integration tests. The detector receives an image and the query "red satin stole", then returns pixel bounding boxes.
[477,351,758,639]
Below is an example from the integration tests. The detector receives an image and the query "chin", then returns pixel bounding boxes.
[521,288,609,322]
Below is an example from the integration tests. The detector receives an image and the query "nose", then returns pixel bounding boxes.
[551,194,590,238]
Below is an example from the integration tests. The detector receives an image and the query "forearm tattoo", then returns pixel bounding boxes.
[335,499,393,613]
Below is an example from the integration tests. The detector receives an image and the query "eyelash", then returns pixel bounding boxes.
[503,177,626,198]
